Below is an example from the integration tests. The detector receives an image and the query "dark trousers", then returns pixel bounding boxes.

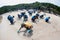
[10,21,14,24]
[45,19,48,22]
[32,18,35,22]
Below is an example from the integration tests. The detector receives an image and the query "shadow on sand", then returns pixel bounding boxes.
[23,30,33,37]
[17,30,33,37]
[46,21,51,24]
[18,30,33,37]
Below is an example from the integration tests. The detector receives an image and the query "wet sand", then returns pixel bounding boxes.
[0,10,60,40]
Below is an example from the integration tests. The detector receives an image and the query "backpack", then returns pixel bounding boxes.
[7,15,11,20]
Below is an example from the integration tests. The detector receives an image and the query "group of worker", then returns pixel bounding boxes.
[7,10,50,34]
[18,12,28,22]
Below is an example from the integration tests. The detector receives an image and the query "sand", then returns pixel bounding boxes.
[0,10,60,40]
[0,15,3,23]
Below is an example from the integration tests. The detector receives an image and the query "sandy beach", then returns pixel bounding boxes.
[0,10,60,40]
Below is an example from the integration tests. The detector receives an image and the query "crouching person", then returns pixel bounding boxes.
[7,15,14,25]
[31,16,36,22]
[40,14,46,19]
[45,17,50,22]
[40,15,44,19]
[23,15,28,22]
[18,14,22,19]
[28,11,32,16]
[21,12,25,17]
[17,21,33,34]
[31,14,39,23]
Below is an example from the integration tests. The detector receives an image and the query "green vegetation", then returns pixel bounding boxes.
[0,2,60,15]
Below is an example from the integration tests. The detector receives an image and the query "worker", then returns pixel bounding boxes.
[28,11,33,16]
[23,15,28,22]
[7,15,14,24]
[31,15,36,22]
[40,14,46,19]
[17,21,33,33]
[31,14,39,23]
[40,15,44,19]
[45,17,50,22]
[36,14,39,17]
[18,14,22,19]
[21,12,25,17]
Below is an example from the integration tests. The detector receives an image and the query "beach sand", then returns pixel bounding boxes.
[0,10,60,40]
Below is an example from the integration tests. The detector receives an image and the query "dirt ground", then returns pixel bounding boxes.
[0,10,60,40]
